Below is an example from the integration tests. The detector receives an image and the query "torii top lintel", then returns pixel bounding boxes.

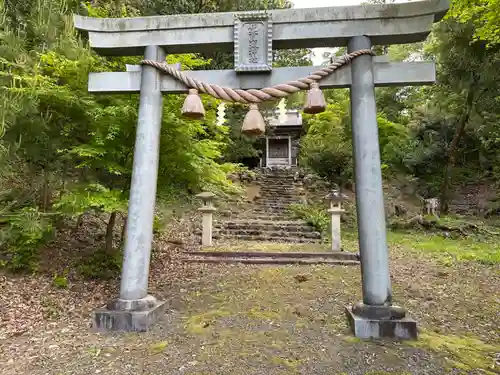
[74,0,449,56]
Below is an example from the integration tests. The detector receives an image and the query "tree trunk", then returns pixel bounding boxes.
[105,211,117,254]
[120,216,128,246]
[73,213,84,233]
[42,169,50,212]
[60,163,68,200]
[439,89,475,214]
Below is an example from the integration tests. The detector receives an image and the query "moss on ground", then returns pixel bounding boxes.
[410,331,500,374]
[179,230,499,373]
[149,341,169,354]
[4,231,499,375]
[388,231,500,265]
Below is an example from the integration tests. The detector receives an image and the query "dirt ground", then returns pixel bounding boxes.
[1,233,499,375]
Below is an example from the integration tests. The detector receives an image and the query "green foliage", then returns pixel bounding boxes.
[289,203,329,235]
[450,0,500,46]
[299,90,408,187]
[0,207,54,272]
[388,231,500,265]
[377,114,409,166]
[52,271,69,289]
[273,49,312,68]
[412,330,500,374]
[222,104,263,163]
[299,93,353,187]
[54,184,127,219]
[0,0,260,273]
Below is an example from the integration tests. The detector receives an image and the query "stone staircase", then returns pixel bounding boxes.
[212,168,322,243]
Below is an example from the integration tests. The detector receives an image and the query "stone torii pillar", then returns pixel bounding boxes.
[74,0,449,335]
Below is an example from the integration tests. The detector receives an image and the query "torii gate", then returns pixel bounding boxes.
[75,0,449,339]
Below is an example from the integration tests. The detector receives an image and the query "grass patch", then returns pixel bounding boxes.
[388,231,500,265]
[149,341,169,354]
[409,331,500,374]
[270,355,302,370]
[185,309,232,335]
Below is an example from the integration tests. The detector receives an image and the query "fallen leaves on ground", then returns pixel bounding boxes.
[1,219,499,375]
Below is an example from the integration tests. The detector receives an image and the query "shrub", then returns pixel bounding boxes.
[0,207,55,272]
[52,272,69,289]
[289,203,330,235]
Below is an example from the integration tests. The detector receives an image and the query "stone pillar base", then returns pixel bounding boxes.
[345,303,417,340]
[92,295,166,332]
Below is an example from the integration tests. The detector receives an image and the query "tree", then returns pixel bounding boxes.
[423,19,500,212]
[450,0,500,46]
[0,0,246,271]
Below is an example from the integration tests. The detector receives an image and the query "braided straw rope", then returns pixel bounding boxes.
[141,49,374,104]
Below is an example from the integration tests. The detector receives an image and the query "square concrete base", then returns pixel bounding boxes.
[92,300,166,332]
[345,305,417,340]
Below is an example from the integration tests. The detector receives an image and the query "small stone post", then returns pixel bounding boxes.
[325,190,347,251]
[197,192,216,247]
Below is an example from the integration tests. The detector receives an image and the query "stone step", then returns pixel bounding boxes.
[213,234,321,243]
[215,218,306,224]
[256,197,298,202]
[182,257,359,266]
[255,201,298,206]
[256,195,298,200]
[258,190,301,195]
[254,203,294,209]
[249,211,290,217]
[185,251,360,261]
[255,197,301,200]
[213,229,321,239]
[258,191,298,195]
[214,222,317,233]
[256,194,298,198]
[251,208,291,214]
[220,212,293,217]
[230,209,291,216]
[232,215,293,221]
[253,204,292,209]
[259,182,298,185]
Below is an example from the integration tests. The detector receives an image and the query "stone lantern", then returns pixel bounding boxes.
[196,192,216,247]
[325,190,348,251]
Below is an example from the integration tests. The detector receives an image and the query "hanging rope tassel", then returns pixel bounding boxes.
[303,82,326,114]
[141,49,375,106]
[241,104,266,137]
[182,88,205,119]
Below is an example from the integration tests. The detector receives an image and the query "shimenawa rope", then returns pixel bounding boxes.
[141,49,374,104]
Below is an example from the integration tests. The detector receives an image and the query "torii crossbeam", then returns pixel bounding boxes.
[74,0,449,338]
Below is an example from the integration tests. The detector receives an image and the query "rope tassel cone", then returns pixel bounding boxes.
[141,49,374,133]
[303,82,326,114]
[182,89,205,119]
[241,104,266,137]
